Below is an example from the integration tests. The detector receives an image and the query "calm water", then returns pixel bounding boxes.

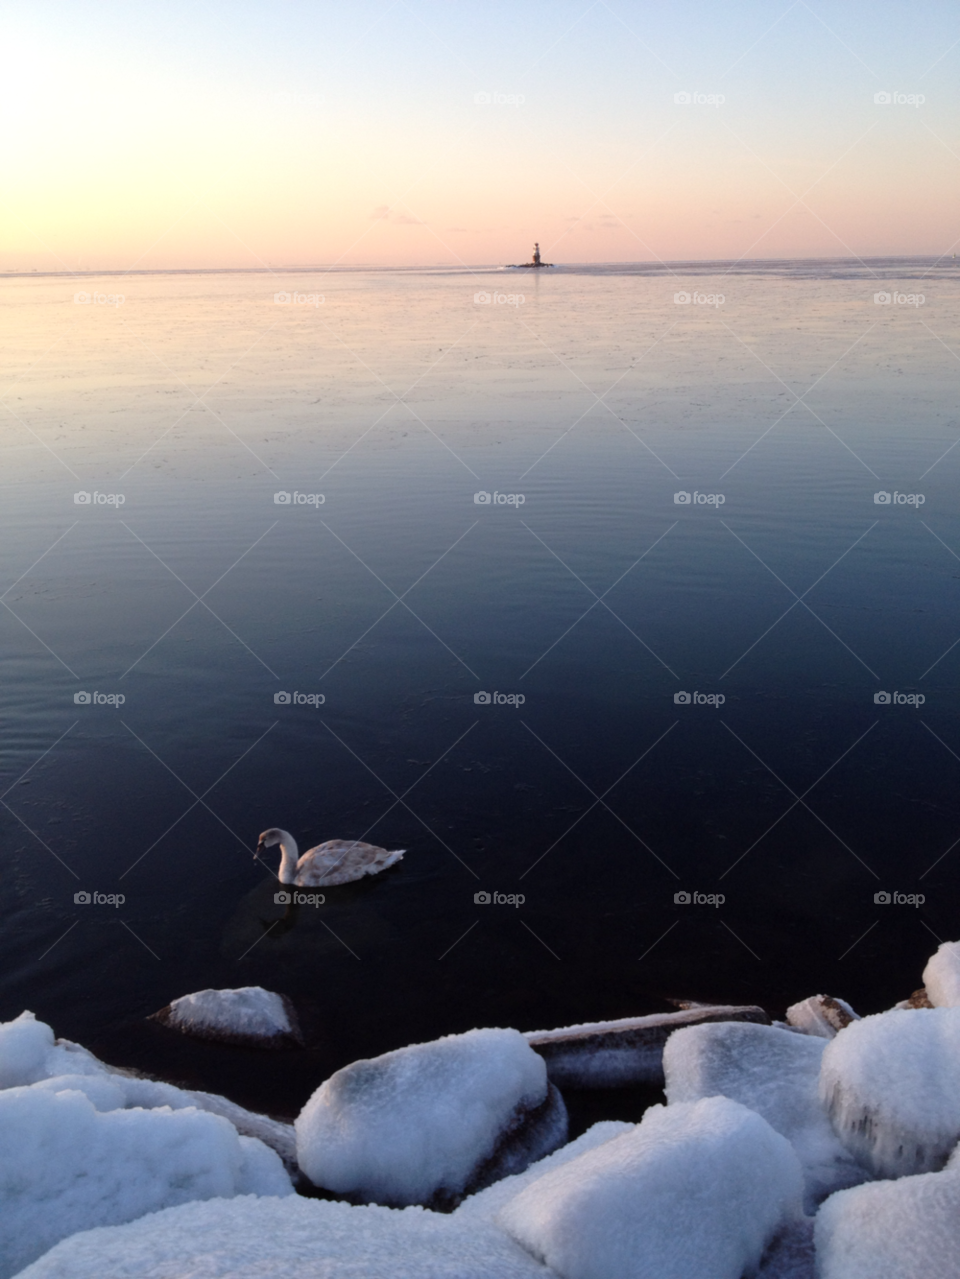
[1,259,959,1115]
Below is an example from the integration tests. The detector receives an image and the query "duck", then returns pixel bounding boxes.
[256,827,405,887]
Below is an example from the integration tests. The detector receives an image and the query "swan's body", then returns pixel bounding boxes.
[257,828,405,887]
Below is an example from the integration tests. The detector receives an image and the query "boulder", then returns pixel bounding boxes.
[820,1007,960,1179]
[497,1096,803,1279]
[663,1020,869,1211]
[785,995,858,1039]
[0,1084,291,1279]
[815,1144,960,1279]
[922,940,960,1008]
[150,986,304,1049]
[296,1027,567,1209]
[524,1004,770,1087]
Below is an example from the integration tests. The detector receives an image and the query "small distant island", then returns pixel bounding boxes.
[507,242,554,268]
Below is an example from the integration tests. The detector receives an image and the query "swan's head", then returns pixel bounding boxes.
[255,828,284,860]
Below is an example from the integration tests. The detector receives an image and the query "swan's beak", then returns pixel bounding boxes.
[255,839,265,860]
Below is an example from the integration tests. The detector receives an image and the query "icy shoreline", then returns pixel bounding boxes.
[5,947,960,1277]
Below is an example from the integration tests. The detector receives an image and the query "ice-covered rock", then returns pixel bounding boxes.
[150,985,304,1048]
[922,940,960,1008]
[0,1084,292,1278]
[296,1027,568,1208]
[663,1020,869,1210]
[455,1120,633,1224]
[524,1004,770,1088]
[0,1010,296,1167]
[814,1144,960,1279]
[785,995,858,1039]
[820,1007,960,1178]
[16,1193,554,1279]
[497,1096,804,1279]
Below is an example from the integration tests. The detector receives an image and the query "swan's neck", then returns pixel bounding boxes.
[276,831,300,884]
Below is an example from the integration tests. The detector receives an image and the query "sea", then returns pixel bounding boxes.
[1,257,958,1121]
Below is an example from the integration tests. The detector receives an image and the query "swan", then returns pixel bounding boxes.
[256,828,405,887]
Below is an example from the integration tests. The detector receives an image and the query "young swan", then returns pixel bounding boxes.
[256,828,405,887]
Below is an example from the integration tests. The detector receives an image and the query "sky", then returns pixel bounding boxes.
[1,1,958,271]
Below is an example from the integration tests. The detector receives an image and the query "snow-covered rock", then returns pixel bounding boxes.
[15,1193,554,1279]
[150,986,304,1048]
[497,1096,804,1279]
[0,1084,292,1278]
[524,1005,770,1087]
[820,1007,960,1179]
[455,1121,633,1224]
[663,1020,869,1210]
[814,1144,960,1279]
[296,1027,568,1208]
[785,995,858,1040]
[922,940,960,1008]
[0,1010,296,1167]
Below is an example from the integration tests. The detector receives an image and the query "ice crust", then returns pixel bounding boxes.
[785,995,858,1040]
[819,1007,960,1178]
[663,1020,869,1210]
[296,1027,555,1205]
[0,1085,292,1278]
[15,1193,555,1279]
[497,1096,804,1279]
[922,940,960,1008]
[157,986,301,1046]
[814,1144,960,1278]
[0,1009,296,1166]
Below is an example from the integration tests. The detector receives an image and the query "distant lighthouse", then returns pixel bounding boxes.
[506,242,553,269]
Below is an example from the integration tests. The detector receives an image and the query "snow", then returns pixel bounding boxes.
[454,1121,633,1224]
[0,1085,292,1279]
[296,1027,561,1206]
[819,1007,960,1178]
[497,1096,804,1279]
[155,986,302,1046]
[0,1011,55,1087]
[785,995,858,1039]
[15,1193,554,1279]
[814,1144,960,1279]
[0,1009,296,1167]
[922,940,960,1008]
[663,1020,869,1210]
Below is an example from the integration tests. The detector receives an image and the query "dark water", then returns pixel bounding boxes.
[1,259,959,1116]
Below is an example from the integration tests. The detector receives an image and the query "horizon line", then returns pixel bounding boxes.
[2,253,956,282]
